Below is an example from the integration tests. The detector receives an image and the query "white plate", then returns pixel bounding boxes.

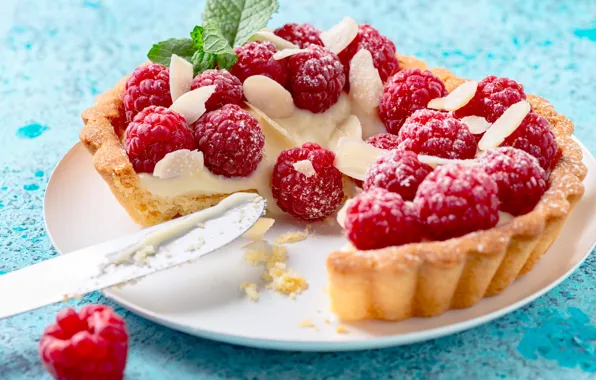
[43,142,596,351]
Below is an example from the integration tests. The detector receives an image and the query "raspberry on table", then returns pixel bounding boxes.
[230,41,288,86]
[286,45,346,113]
[338,24,399,88]
[39,305,128,380]
[344,188,423,250]
[125,106,196,173]
[501,110,559,171]
[274,23,324,48]
[366,133,401,150]
[397,109,477,159]
[414,164,500,240]
[122,63,171,122]
[479,147,548,216]
[454,75,526,122]
[190,69,243,111]
[378,69,448,134]
[271,143,344,221]
[364,150,433,201]
[192,104,264,178]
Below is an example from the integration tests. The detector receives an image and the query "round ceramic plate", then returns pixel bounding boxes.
[43,141,596,351]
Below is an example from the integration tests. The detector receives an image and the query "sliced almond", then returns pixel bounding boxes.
[273,48,308,60]
[169,54,194,102]
[153,149,204,179]
[349,49,383,113]
[243,75,295,118]
[293,160,316,178]
[333,136,385,180]
[244,102,297,147]
[336,199,353,228]
[243,217,276,240]
[417,154,478,168]
[497,211,514,226]
[478,100,531,151]
[169,85,216,124]
[427,80,478,111]
[329,115,363,151]
[320,16,359,54]
[250,30,299,50]
[461,116,492,134]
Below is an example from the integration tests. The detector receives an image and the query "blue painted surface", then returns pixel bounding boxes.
[0,0,595,378]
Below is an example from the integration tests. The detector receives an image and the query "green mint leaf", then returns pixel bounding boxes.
[147,38,196,66]
[191,50,217,75]
[202,22,238,70]
[203,0,279,47]
[190,26,204,50]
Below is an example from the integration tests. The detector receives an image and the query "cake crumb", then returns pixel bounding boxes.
[336,325,348,334]
[274,225,309,244]
[62,294,69,302]
[72,294,83,300]
[324,318,331,324]
[298,319,315,328]
[241,282,260,301]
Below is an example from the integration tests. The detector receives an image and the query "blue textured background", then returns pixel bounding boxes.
[0,0,595,378]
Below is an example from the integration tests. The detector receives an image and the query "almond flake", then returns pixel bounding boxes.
[333,136,385,180]
[251,30,299,50]
[320,16,359,54]
[245,102,297,147]
[461,116,492,134]
[153,149,204,179]
[336,199,353,228]
[293,159,316,178]
[349,49,383,113]
[417,154,478,168]
[243,217,276,240]
[169,85,216,124]
[273,48,309,60]
[243,75,295,118]
[478,100,531,151]
[427,80,478,111]
[169,54,194,102]
[329,115,363,151]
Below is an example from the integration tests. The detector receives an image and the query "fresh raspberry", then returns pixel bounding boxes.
[230,41,288,85]
[190,69,243,111]
[366,133,401,150]
[122,63,171,122]
[379,69,448,134]
[271,143,343,221]
[397,109,477,159]
[414,164,500,240]
[273,23,324,48]
[501,111,558,171]
[344,188,423,250]
[479,147,547,216]
[192,104,264,177]
[338,24,399,88]
[286,45,346,113]
[364,150,433,201]
[454,76,526,122]
[39,305,128,380]
[125,106,196,173]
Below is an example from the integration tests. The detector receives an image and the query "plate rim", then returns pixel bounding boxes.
[43,141,596,352]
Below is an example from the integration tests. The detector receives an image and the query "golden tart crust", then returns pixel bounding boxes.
[326,56,587,321]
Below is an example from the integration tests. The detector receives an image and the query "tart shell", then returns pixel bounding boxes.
[326,56,587,321]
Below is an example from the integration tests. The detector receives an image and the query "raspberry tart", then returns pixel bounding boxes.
[80,7,586,322]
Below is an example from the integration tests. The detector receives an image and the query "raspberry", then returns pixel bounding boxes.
[122,63,171,122]
[39,305,128,380]
[125,106,196,173]
[454,75,526,122]
[273,23,324,48]
[344,188,423,250]
[271,143,343,220]
[286,45,346,113]
[190,69,243,111]
[192,104,264,177]
[479,147,547,216]
[379,69,448,134]
[366,133,401,150]
[230,41,288,85]
[338,24,399,88]
[414,164,500,240]
[364,150,433,201]
[397,109,477,159]
[501,111,558,171]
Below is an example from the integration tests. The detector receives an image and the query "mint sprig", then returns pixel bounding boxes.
[203,0,279,47]
[147,38,196,66]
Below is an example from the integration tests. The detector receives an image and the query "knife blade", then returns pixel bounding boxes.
[0,192,265,319]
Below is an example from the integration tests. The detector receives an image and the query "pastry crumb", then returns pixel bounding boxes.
[336,325,348,334]
[274,225,310,244]
[240,282,260,301]
[298,319,315,328]
[324,318,331,324]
